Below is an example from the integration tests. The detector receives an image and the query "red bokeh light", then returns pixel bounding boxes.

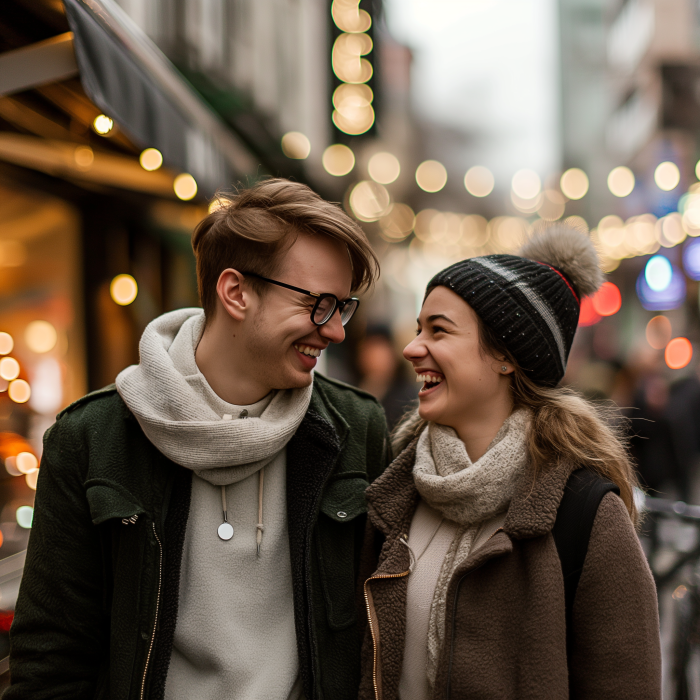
[665,337,693,369]
[592,282,622,317]
[578,297,601,326]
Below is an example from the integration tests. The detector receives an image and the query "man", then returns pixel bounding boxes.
[6,179,390,700]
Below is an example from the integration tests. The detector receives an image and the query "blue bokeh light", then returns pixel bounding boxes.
[683,238,700,281]
[645,255,673,291]
[636,264,686,311]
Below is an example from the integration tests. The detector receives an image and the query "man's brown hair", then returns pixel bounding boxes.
[192,178,379,318]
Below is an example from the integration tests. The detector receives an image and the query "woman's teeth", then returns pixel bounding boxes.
[294,345,321,358]
[416,374,443,384]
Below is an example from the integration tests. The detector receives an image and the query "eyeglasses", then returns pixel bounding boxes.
[242,273,360,327]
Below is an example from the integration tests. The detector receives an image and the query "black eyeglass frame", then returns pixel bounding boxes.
[242,272,360,327]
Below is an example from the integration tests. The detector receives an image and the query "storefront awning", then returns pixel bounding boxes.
[62,0,256,196]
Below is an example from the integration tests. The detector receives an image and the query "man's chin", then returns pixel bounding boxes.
[271,370,314,391]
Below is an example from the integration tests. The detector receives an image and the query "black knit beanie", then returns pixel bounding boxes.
[426,225,603,387]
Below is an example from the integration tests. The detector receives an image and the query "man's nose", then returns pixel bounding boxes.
[319,310,345,344]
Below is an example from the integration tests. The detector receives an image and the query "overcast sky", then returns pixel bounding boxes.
[383,0,561,192]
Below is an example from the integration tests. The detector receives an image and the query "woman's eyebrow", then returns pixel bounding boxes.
[426,313,456,325]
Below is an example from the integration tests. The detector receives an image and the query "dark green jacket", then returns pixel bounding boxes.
[5,374,389,700]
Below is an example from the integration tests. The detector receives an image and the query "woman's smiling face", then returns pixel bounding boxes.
[403,286,512,429]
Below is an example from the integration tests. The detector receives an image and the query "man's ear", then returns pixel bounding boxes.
[216,269,249,322]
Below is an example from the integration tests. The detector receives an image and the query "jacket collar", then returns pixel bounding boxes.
[367,434,576,540]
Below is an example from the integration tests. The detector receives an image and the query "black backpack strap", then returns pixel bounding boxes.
[552,468,620,639]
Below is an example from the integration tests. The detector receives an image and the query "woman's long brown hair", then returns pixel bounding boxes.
[392,306,641,527]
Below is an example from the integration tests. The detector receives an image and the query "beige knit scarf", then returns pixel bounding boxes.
[116,308,313,486]
[412,407,531,686]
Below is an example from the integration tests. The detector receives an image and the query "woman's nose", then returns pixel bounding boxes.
[403,337,427,362]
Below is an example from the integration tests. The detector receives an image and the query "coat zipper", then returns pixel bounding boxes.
[140,522,163,700]
[445,527,504,699]
[363,570,410,700]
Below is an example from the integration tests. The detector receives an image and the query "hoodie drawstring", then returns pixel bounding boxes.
[218,409,264,554]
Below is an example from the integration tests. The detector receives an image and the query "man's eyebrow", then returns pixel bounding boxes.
[426,314,456,324]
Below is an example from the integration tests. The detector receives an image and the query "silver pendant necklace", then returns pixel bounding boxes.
[217,408,249,541]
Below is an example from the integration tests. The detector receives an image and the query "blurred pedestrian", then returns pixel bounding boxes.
[359,226,661,699]
[357,326,417,428]
[6,180,390,700]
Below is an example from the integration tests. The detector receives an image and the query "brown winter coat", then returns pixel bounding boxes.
[358,439,661,700]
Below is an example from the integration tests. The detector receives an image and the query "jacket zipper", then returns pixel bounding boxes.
[445,527,504,699]
[140,522,163,700]
[363,570,410,700]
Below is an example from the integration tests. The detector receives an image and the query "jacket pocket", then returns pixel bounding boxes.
[85,478,146,525]
[316,475,369,630]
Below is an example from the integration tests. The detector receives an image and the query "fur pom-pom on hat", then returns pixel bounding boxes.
[518,225,603,298]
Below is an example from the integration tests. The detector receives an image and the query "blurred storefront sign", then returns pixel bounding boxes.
[63,0,256,196]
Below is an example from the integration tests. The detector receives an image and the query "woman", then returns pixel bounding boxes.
[359,226,661,700]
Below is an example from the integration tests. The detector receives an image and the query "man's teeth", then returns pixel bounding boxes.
[295,345,321,358]
[415,374,443,384]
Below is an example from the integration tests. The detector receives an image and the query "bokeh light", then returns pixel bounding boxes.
[368,152,400,184]
[538,190,566,221]
[4,457,20,477]
[8,379,30,403]
[416,160,447,192]
[25,321,57,354]
[0,357,19,381]
[608,166,635,197]
[173,173,197,201]
[560,168,589,200]
[591,282,621,316]
[379,204,415,242]
[578,297,601,326]
[110,275,138,306]
[684,238,700,280]
[332,33,373,84]
[281,132,311,159]
[331,0,372,32]
[322,144,355,176]
[464,166,494,197]
[0,333,13,356]
[646,316,672,349]
[26,471,38,490]
[645,256,673,291]
[16,452,38,475]
[332,83,375,134]
[140,148,163,171]
[16,506,33,529]
[74,146,94,169]
[92,114,114,135]
[636,264,686,311]
[665,337,693,369]
[349,181,391,221]
[658,213,687,248]
[511,169,541,200]
[654,161,680,191]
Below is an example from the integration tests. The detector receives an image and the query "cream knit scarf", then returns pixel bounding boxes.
[116,308,313,486]
[413,407,531,686]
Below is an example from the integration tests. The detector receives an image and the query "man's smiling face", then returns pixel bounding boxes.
[240,233,353,392]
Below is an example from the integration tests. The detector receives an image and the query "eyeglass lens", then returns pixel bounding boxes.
[313,297,358,326]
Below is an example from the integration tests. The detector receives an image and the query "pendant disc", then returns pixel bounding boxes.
[218,522,234,541]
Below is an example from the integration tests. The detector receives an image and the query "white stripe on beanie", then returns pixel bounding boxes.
[471,257,568,372]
